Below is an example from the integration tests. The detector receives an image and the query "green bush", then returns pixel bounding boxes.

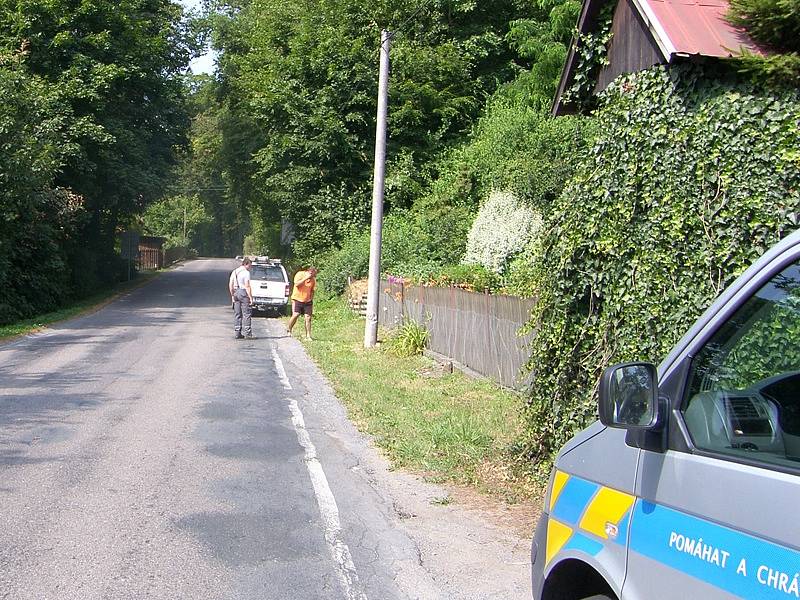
[389,263,501,292]
[381,209,473,272]
[423,98,596,213]
[502,246,542,298]
[315,232,371,296]
[390,204,475,267]
[436,264,499,291]
[314,206,479,296]
[385,320,430,357]
[727,0,800,85]
[385,261,447,284]
[522,64,800,468]
[728,0,800,52]
[310,98,595,300]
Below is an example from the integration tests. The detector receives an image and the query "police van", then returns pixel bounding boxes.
[531,229,800,600]
[249,256,290,316]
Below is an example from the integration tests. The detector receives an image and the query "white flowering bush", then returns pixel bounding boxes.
[463,190,542,274]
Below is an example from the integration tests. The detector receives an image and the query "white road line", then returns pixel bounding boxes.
[272,345,368,600]
[270,345,292,390]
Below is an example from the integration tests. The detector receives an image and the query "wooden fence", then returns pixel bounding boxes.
[137,247,163,270]
[136,246,187,270]
[369,280,536,390]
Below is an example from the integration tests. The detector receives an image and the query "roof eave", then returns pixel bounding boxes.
[551,37,581,116]
[552,0,617,116]
[552,0,676,116]
[628,0,677,59]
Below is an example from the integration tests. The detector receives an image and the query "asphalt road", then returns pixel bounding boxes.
[0,259,441,600]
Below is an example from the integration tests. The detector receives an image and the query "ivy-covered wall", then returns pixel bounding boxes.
[523,64,800,466]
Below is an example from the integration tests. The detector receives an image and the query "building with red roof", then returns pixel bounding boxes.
[552,0,763,114]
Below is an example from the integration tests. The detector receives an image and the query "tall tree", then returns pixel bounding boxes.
[209,0,539,256]
[154,75,250,256]
[0,0,197,290]
[0,54,85,322]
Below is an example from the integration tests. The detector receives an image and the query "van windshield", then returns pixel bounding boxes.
[683,261,800,466]
[251,265,284,282]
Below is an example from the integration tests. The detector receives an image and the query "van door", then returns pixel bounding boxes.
[622,260,800,599]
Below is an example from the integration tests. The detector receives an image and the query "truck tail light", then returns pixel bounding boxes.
[285,284,290,297]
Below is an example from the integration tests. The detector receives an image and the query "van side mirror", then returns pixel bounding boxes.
[599,362,660,429]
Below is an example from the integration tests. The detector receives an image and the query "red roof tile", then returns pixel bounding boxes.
[644,0,761,57]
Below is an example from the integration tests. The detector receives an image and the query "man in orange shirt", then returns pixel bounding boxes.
[287,267,317,340]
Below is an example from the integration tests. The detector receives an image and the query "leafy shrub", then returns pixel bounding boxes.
[734,52,800,86]
[502,246,542,298]
[388,263,501,292]
[290,184,373,264]
[385,320,430,357]
[315,231,371,297]
[422,98,596,214]
[727,0,800,85]
[310,99,594,300]
[728,0,800,52]
[314,206,478,296]
[381,209,472,270]
[522,64,800,468]
[463,190,543,273]
[386,261,448,284]
[435,264,499,291]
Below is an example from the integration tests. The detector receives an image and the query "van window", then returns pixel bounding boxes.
[251,265,284,282]
[682,261,800,469]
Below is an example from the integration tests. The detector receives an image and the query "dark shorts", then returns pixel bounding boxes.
[292,300,313,316]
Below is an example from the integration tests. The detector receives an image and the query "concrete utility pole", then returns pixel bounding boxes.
[364,29,391,348]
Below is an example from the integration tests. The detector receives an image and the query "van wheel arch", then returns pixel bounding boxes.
[542,559,617,600]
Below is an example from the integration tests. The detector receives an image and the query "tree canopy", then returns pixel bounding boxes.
[208,0,574,257]
[0,0,196,321]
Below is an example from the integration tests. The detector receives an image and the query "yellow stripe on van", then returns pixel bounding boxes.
[546,519,573,565]
[578,486,635,539]
[549,470,570,512]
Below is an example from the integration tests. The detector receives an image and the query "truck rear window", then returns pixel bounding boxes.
[251,265,284,282]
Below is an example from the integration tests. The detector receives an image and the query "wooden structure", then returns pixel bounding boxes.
[348,292,368,317]
[354,279,536,390]
[137,236,166,270]
[553,0,762,115]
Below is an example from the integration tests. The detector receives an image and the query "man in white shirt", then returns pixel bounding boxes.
[229,257,254,339]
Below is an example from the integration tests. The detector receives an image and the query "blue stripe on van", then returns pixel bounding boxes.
[551,478,599,526]
[563,532,605,557]
[629,501,800,599]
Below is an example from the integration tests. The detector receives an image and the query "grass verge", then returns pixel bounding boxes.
[295,297,541,504]
[0,272,158,340]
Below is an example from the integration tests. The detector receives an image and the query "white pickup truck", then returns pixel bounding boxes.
[249,257,290,316]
